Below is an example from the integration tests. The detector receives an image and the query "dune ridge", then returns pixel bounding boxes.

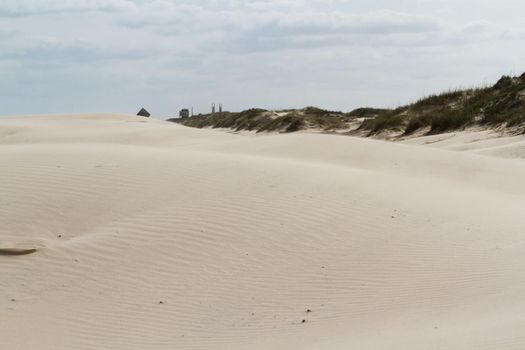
[1,114,524,350]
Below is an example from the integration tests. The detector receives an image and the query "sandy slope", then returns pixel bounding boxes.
[1,114,525,350]
[402,128,525,159]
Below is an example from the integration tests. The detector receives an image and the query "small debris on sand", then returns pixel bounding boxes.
[0,248,37,256]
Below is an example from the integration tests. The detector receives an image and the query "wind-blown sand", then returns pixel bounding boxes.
[1,114,525,350]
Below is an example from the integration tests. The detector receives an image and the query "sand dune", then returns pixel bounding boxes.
[1,114,525,349]
[402,128,525,159]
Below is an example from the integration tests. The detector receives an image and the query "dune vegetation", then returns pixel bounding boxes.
[172,73,525,137]
[170,107,365,133]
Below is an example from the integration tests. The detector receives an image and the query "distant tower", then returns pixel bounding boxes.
[212,103,216,114]
[219,104,223,113]
[191,107,194,117]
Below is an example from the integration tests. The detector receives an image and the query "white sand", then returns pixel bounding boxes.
[1,114,525,350]
[402,128,525,159]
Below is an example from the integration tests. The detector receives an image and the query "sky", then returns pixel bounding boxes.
[1,0,525,117]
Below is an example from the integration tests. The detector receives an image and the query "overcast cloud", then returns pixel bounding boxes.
[1,0,524,116]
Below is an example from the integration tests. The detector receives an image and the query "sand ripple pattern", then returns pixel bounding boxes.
[1,114,525,350]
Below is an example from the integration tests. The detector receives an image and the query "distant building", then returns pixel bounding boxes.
[179,109,190,118]
[137,108,151,118]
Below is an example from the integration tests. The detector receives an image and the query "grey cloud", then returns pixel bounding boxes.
[0,40,155,65]
[0,29,17,40]
[119,5,441,34]
[499,27,525,40]
[117,4,444,54]
[0,0,133,17]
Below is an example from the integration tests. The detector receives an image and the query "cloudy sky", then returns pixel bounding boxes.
[1,0,525,117]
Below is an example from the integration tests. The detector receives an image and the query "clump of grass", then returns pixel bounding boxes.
[359,115,404,134]
[404,116,430,134]
[493,75,513,90]
[303,108,355,130]
[481,77,525,126]
[404,94,482,135]
[413,90,464,109]
[317,115,348,130]
[428,109,475,134]
[258,114,304,133]
[303,106,330,117]
[358,107,407,134]
[347,108,390,118]
[285,117,305,132]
